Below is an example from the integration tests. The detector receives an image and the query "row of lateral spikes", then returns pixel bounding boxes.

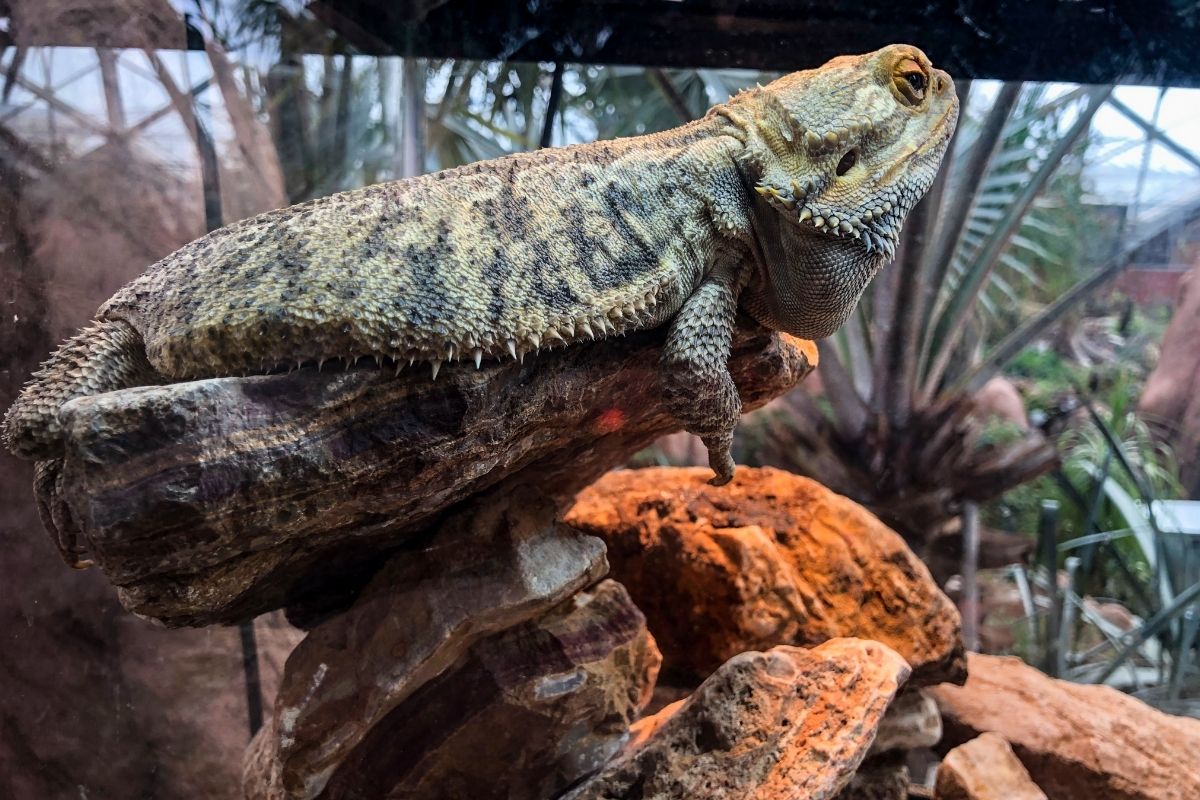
[801,122,867,152]
[750,88,875,152]
[252,279,673,380]
[754,183,897,255]
[422,280,669,379]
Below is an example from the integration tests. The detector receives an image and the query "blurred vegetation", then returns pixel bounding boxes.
[987,300,1184,549]
[970,88,1101,342]
[985,372,1184,549]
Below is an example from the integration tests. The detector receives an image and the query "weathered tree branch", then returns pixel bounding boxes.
[38,325,815,627]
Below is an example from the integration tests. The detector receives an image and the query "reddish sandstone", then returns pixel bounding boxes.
[564,638,911,800]
[565,466,965,685]
[932,653,1200,800]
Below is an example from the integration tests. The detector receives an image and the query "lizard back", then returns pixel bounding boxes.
[100,119,741,377]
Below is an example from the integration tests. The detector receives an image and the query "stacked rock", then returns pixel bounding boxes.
[238,465,966,799]
[564,467,967,799]
[929,653,1200,800]
[242,488,654,799]
[35,326,813,627]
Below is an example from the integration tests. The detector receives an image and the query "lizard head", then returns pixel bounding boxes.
[725,44,959,338]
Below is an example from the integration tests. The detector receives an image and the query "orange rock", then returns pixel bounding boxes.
[934,732,1046,800]
[565,466,965,685]
[563,638,910,800]
[931,653,1200,800]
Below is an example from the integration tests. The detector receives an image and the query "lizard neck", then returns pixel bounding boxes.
[665,114,759,271]
[740,192,887,339]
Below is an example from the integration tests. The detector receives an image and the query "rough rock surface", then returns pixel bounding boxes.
[932,653,1200,800]
[868,688,942,756]
[41,327,814,626]
[564,638,911,800]
[834,756,909,800]
[565,466,965,685]
[247,580,658,800]
[935,732,1045,800]
[244,490,615,799]
[971,376,1028,431]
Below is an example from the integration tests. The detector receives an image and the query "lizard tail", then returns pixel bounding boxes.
[3,318,165,460]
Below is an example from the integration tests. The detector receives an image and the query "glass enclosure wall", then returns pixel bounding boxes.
[2,2,1199,797]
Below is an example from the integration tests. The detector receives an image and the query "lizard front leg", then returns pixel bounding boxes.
[661,265,743,486]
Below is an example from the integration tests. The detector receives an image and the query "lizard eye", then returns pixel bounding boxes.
[893,57,928,106]
[835,149,858,176]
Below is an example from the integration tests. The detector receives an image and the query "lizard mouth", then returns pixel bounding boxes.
[756,183,902,260]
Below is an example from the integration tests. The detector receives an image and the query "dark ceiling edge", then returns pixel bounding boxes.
[306,0,1200,88]
[4,1,1199,87]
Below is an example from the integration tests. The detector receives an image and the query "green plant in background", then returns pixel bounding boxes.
[986,378,1184,549]
[1006,344,1077,378]
[977,366,1198,702]
[959,87,1100,338]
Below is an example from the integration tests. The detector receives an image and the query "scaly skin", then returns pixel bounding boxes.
[5,44,957,488]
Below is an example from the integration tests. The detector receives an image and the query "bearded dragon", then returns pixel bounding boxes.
[4,44,957,486]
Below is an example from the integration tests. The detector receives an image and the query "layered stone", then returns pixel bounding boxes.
[247,579,659,800]
[43,328,814,626]
[244,490,610,799]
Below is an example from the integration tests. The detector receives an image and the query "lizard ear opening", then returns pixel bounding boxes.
[835,150,858,176]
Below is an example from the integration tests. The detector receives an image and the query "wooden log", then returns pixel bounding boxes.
[36,325,815,627]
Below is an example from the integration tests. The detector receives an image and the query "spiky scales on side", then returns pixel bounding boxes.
[4,44,957,485]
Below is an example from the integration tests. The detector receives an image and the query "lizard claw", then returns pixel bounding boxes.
[703,434,736,486]
[708,470,734,487]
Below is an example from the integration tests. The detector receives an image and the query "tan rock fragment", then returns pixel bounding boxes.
[1140,260,1200,489]
[932,653,1200,800]
[934,732,1046,800]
